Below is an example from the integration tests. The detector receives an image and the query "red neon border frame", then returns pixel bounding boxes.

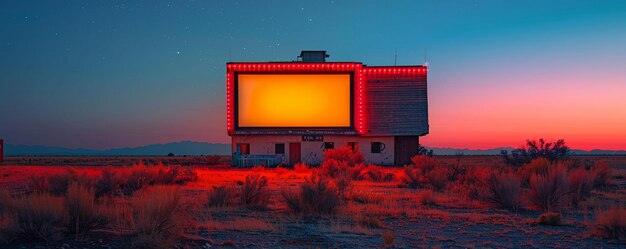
[226,62,427,136]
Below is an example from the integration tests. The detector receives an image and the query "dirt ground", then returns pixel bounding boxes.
[1,156,626,248]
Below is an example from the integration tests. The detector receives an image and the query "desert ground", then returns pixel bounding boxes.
[1,154,626,248]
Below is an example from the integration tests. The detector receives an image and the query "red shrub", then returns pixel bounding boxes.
[293,163,310,173]
[131,186,190,249]
[281,174,340,215]
[592,207,626,241]
[206,185,237,208]
[536,212,564,226]
[453,166,490,201]
[319,159,354,193]
[517,158,551,184]
[27,168,93,195]
[417,190,438,206]
[66,182,106,235]
[567,167,594,207]
[591,162,613,188]
[482,169,522,210]
[240,174,271,208]
[320,159,349,178]
[323,147,365,166]
[94,167,124,197]
[402,155,450,191]
[5,193,68,242]
[361,165,394,182]
[529,164,569,211]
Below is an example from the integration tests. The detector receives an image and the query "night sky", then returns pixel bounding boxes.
[1,1,625,150]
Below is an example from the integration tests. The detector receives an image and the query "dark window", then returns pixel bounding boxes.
[347,142,358,152]
[371,142,384,153]
[237,143,250,155]
[323,142,334,150]
[275,143,285,154]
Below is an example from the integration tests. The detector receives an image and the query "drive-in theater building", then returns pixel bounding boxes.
[226,51,428,167]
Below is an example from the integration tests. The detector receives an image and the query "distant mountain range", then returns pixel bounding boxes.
[428,147,626,156]
[3,141,625,156]
[4,141,230,156]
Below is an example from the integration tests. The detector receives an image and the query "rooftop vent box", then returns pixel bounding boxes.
[299,50,329,62]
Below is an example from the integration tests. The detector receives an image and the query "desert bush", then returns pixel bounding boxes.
[592,207,626,241]
[7,193,68,242]
[482,169,522,210]
[402,165,421,189]
[172,166,199,185]
[131,186,189,249]
[205,155,222,165]
[356,215,386,228]
[402,155,450,191]
[323,147,365,166]
[66,182,106,235]
[0,189,12,213]
[273,166,289,175]
[361,165,394,182]
[116,164,198,196]
[453,165,490,201]
[590,162,613,188]
[381,230,395,246]
[0,216,19,244]
[281,174,340,215]
[535,212,564,226]
[567,167,595,207]
[27,168,92,195]
[293,162,309,173]
[319,159,354,193]
[350,190,384,204]
[417,190,438,206]
[94,167,124,197]
[411,155,439,171]
[501,138,570,167]
[240,174,271,208]
[529,164,569,211]
[517,158,551,184]
[320,159,349,178]
[206,185,237,208]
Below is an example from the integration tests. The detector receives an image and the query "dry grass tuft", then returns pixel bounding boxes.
[529,164,569,212]
[403,155,450,192]
[66,182,106,235]
[240,174,271,208]
[591,162,613,188]
[131,186,190,249]
[535,212,564,226]
[567,167,594,207]
[281,174,340,215]
[350,190,384,204]
[482,169,522,210]
[381,230,395,246]
[361,165,394,182]
[592,207,626,241]
[417,190,438,206]
[7,193,68,243]
[518,158,551,183]
[28,168,92,195]
[356,215,386,229]
[293,162,310,173]
[323,147,365,166]
[206,185,237,208]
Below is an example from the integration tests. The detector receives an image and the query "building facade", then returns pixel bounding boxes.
[227,51,428,166]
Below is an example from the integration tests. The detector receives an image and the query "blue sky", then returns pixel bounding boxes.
[1,1,625,149]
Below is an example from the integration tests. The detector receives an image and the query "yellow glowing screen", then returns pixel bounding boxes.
[237,74,351,127]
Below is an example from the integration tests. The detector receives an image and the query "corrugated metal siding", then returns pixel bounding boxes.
[366,75,428,136]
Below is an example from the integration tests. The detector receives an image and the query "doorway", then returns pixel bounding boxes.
[289,143,301,165]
